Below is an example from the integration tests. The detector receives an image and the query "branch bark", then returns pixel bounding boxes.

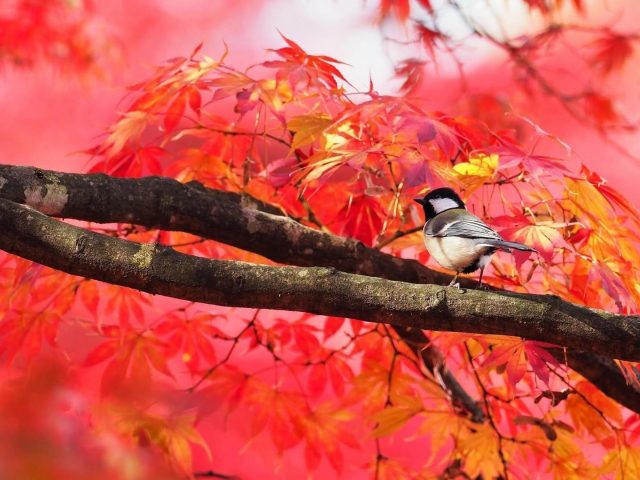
[0,165,449,284]
[2,197,640,359]
[0,165,639,415]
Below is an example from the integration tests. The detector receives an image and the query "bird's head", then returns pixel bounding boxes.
[414,187,465,219]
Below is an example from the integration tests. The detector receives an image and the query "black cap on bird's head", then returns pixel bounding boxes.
[414,187,465,219]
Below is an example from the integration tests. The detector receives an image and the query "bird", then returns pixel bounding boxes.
[414,187,536,287]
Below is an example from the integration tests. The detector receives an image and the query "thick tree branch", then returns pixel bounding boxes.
[0,165,639,415]
[0,165,450,284]
[2,198,640,362]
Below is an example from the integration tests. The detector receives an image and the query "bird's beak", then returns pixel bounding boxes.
[414,198,425,205]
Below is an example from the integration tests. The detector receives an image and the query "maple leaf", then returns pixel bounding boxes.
[601,445,640,480]
[105,111,154,157]
[591,33,635,75]
[566,380,622,442]
[450,153,498,193]
[550,429,599,478]
[589,261,634,312]
[581,165,640,227]
[91,145,165,177]
[394,59,425,94]
[258,79,294,114]
[290,322,322,359]
[245,383,307,453]
[209,70,254,100]
[336,193,386,246]
[493,214,565,265]
[372,458,419,480]
[347,362,394,416]
[371,395,423,438]
[99,402,211,474]
[323,316,345,341]
[307,364,328,397]
[198,366,252,417]
[83,325,172,396]
[77,280,100,316]
[287,113,332,149]
[103,285,152,328]
[163,89,188,132]
[298,403,358,472]
[326,355,354,396]
[417,409,470,453]
[583,93,619,127]
[493,143,568,177]
[265,33,348,91]
[564,175,615,226]
[153,312,224,373]
[481,336,559,385]
[379,0,411,22]
[459,423,504,479]
[0,310,61,364]
[168,139,242,186]
[415,22,445,61]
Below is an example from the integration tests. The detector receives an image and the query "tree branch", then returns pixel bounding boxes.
[2,197,640,361]
[0,165,450,284]
[0,165,639,415]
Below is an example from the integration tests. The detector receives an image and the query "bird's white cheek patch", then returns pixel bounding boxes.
[428,198,459,214]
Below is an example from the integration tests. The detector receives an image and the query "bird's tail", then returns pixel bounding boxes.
[479,239,537,253]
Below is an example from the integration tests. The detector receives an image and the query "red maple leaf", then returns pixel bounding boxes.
[591,33,635,75]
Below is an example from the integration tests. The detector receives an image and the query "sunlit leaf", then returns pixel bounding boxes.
[287,113,332,149]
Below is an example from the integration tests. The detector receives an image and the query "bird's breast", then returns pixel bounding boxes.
[423,234,494,273]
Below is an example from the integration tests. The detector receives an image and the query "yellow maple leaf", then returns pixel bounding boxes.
[287,113,332,149]
[601,444,640,480]
[458,423,504,479]
[97,402,211,474]
[564,177,614,226]
[450,153,499,193]
[322,122,355,150]
[550,429,599,479]
[258,78,293,111]
[417,409,469,453]
[371,394,423,438]
[161,413,212,473]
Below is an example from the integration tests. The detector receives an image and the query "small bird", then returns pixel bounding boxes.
[414,187,536,287]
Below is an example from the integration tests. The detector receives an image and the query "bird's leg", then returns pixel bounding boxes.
[477,266,485,288]
[448,272,460,288]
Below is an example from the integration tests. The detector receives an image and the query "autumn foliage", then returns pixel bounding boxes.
[0,0,118,76]
[3,1,640,478]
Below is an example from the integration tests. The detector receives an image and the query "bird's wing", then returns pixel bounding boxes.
[425,210,503,240]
